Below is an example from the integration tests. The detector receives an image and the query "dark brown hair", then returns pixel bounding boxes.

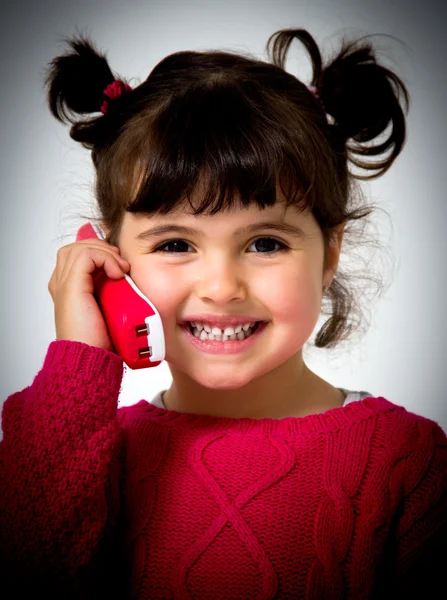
[45,28,409,349]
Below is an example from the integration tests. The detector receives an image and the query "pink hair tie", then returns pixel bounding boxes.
[100,80,132,114]
[307,84,324,111]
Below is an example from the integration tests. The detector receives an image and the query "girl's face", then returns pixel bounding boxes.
[116,198,341,394]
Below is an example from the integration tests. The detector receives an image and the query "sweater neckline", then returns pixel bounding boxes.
[125,396,399,436]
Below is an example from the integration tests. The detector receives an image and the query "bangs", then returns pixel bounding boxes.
[108,75,330,217]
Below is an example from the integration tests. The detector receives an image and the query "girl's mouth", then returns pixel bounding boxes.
[180,321,268,355]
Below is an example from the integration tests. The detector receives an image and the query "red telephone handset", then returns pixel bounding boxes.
[76,222,165,369]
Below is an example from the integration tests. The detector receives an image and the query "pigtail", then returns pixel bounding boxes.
[45,35,132,153]
[267,29,410,179]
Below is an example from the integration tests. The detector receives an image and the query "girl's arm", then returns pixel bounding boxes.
[0,340,128,596]
[390,418,447,596]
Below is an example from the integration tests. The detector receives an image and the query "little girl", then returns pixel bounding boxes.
[1,27,446,599]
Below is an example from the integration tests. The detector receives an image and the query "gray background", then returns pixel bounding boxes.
[1,0,446,432]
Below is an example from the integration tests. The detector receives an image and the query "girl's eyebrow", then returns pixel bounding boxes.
[135,220,309,241]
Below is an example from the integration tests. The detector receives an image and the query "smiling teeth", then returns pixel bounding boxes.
[191,322,252,333]
[189,321,258,341]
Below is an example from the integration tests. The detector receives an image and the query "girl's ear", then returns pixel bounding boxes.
[323,224,345,289]
[100,221,110,236]
[99,221,114,244]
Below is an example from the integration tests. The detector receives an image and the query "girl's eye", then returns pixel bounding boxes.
[153,237,289,256]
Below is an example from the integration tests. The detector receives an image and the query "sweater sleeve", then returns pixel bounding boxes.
[390,416,447,596]
[0,340,129,597]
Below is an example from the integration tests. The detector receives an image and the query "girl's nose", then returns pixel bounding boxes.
[195,260,247,305]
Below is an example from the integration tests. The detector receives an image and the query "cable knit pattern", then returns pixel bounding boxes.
[1,340,446,599]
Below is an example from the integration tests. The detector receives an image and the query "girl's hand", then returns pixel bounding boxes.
[48,239,130,352]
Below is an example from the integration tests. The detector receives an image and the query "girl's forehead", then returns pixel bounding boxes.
[122,202,320,244]
[126,201,311,225]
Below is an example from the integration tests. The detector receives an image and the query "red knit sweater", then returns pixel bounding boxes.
[0,340,446,599]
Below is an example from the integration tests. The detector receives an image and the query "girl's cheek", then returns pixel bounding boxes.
[135,268,184,313]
